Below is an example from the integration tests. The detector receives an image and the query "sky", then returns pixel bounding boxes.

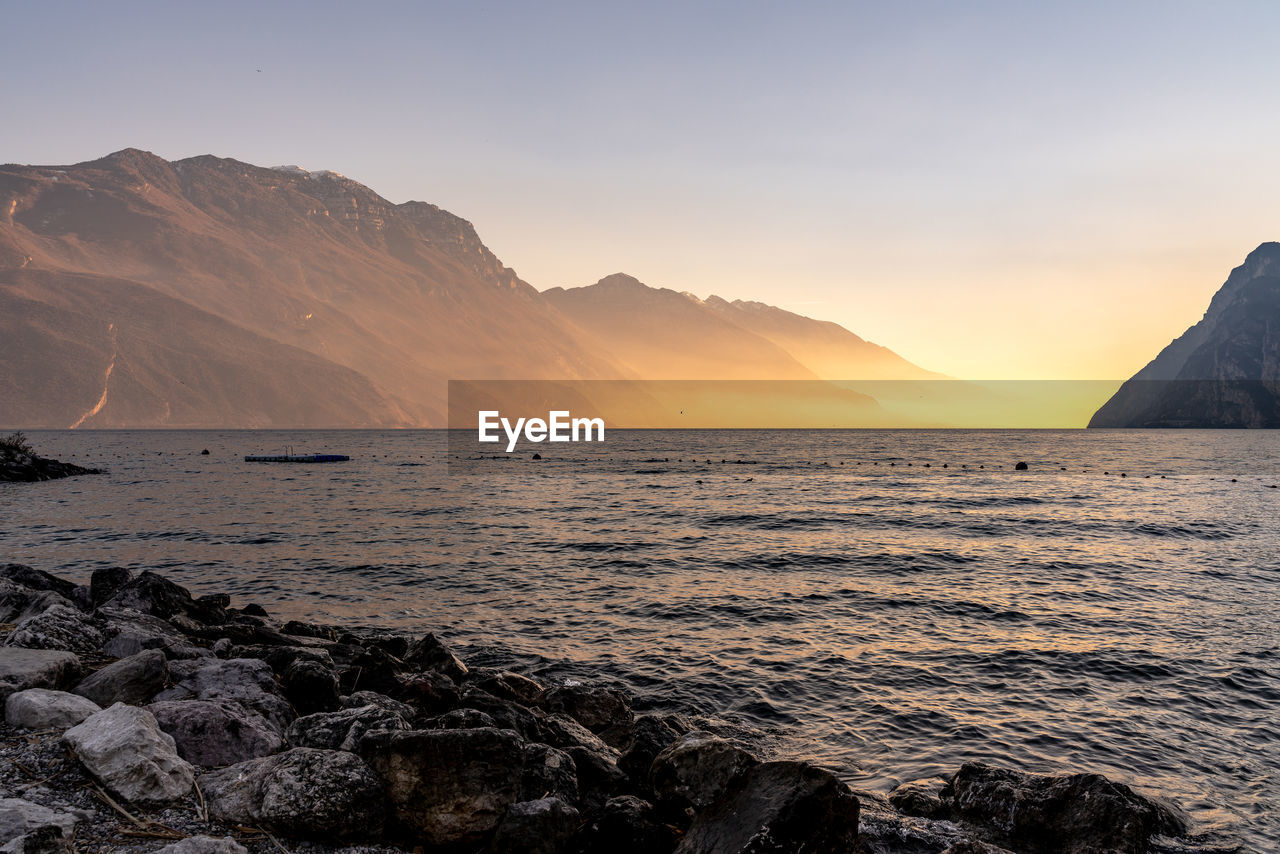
[3,0,1278,380]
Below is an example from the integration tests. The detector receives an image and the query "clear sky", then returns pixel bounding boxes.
[3,0,1278,379]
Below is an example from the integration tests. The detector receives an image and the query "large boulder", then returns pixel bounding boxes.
[359,727,525,846]
[520,743,580,804]
[0,798,80,852]
[148,700,283,767]
[5,605,103,654]
[651,731,759,814]
[0,565,77,600]
[941,762,1188,854]
[286,704,409,752]
[280,658,341,716]
[888,776,950,820]
[675,762,860,854]
[63,703,195,803]
[198,748,384,840]
[0,649,81,702]
[5,688,100,730]
[573,795,679,854]
[403,633,468,681]
[153,658,293,731]
[0,583,74,625]
[97,606,207,660]
[540,683,634,746]
[619,714,688,787]
[488,798,580,854]
[102,571,225,624]
[88,567,132,608]
[73,649,168,706]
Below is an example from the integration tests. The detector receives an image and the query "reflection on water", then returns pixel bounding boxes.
[2,429,1278,849]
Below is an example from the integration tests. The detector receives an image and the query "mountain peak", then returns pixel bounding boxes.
[593,273,647,290]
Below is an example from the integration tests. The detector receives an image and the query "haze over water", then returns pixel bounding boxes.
[3,429,1278,850]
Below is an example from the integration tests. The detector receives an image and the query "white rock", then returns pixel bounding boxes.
[154,836,249,854]
[5,688,100,729]
[63,702,195,803]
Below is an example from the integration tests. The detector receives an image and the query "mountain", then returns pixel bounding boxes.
[1,149,938,428]
[1090,242,1280,427]
[700,296,942,380]
[543,274,935,381]
[0,149,622,427]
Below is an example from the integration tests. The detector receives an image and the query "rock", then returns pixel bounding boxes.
[573,795,679,854]
[359,726,525,846]
[541,713,619,758]
[198,748,384,840]
[474,670,545,704]
[0,648,82,702]
[430,708,497,730]
[98,607,207,660]
[342,690,415,718]
[619,714,687,788]
[281,658,341,716]
[211,639,232,658]
[1014,461,1029,471]
[239,603,268,618]
[888,776,950,819]
[104,571,226,624]
[5,605,103,654]
[521,743,580,804]
[0,798,79,850]
[675,761,859,854]
[148,699,283,767]
[286,704,409,752]
[941,762,1188,854]
[281,620,339,641]
[89,567,132,607]
[63,702,195,803]
[0,566,77,600]
[154,836,248,854]
[651,731,759,814]
[5,688,100,729]
[153,658,293,731]
[541,683,634,747]
[2,822,75,853]
[0,585,74,625]
[403,632,468,681]
[489,798,580,854]
[330,642,404,696]
[395,670,461,715]
[73,649,168,706]
[940,842,1019,854]
[566,745,629,809]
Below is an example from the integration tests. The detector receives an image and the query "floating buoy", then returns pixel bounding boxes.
[1014,461,1028,471]
[200,449,210,455]
[532,453,542,460]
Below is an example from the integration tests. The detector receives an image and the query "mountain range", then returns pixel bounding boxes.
[0,149,935,428]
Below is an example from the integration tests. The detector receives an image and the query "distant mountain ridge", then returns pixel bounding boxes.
[0,149,935,427]
[1090,242,1280,427]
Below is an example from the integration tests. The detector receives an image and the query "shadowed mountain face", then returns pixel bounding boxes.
[1091,242,1280,427]
[1,149,935,428]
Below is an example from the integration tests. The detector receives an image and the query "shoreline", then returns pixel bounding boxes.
[0,565,1237,853]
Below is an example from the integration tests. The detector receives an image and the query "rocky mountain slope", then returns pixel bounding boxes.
[1091,243,1280,427]
[0,150,934,428]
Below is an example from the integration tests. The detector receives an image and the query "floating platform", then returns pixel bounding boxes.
[244,454,350,463]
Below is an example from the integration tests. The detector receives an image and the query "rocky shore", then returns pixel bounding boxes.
[0,565,1231,853]
[0,438,101,483]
